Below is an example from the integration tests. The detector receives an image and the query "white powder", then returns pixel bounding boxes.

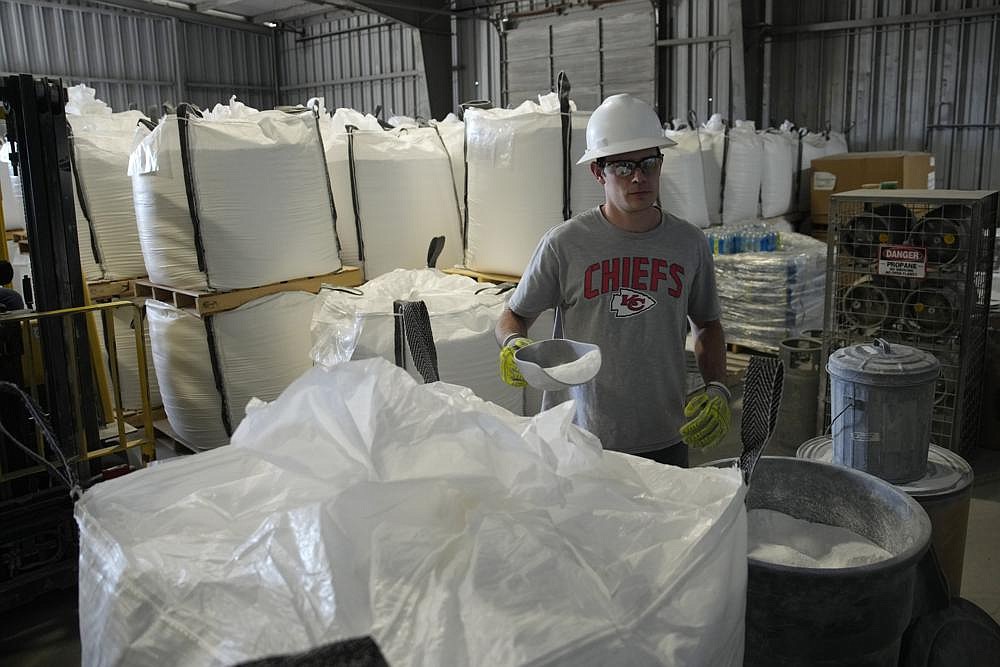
[748,509,893,568]
[544,350,601,385]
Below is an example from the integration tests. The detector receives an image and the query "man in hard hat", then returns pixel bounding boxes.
[495,93,730,466]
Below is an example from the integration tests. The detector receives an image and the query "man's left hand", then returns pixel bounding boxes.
[680,382,732,449]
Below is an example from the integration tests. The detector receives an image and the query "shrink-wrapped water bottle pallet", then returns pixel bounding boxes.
[134,267,364,317]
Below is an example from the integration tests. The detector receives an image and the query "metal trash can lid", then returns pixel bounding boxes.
[796,436,973,497]
[826,338,940,386]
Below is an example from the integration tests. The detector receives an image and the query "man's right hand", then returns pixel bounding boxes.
[499,337,534,387]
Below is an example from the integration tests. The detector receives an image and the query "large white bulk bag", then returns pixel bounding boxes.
[320,108,385,269]
[759,128,797,218]
[797,129,850,211]
[147,292,316,450]
[130,105,341,291]
[433,114,467,224]
[311,268,523,414]
[77,358,747,667]
[660,129,711,228]
[721,120,763,225]
[338,127,464,278]
[68,110,149,280]
[465,101,565,275]
[0,142,25,231]
[92,301,161,412]
[570,112,605,215]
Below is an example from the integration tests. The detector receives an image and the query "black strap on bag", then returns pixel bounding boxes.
[345,125,366,263]
[719,120,730,221]
[176,103,211,280]
[203,315,234,438]
[431,123,466,250]
[426,236,445,269]
[795,127,806,213]
[308,101,342,255]
[558,71,572,220]
[66,133,103,267]
[392,300,440,384]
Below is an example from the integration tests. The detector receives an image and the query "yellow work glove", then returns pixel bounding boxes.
[680,381,732,449]
[499,336,533,387]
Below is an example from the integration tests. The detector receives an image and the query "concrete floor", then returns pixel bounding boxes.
[2,413,1000,665]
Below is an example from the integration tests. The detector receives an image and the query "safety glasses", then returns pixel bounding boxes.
[599,153,663,178]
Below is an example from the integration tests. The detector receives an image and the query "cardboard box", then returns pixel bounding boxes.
[810,151,935,225]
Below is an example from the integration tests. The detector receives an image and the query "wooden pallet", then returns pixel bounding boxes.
[4,229,28,253]
[135,266,364,316]
[121,405,166,429]
[442,266,521,284]
[88,278,140,302]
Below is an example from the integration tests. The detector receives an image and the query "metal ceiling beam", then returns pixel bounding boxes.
[88,0,272,33]
[194,0,247,12]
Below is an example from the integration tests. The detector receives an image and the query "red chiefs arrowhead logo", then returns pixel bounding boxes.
[610,288,656,317]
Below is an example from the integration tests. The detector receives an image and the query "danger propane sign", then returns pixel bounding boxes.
[877,245,927,278]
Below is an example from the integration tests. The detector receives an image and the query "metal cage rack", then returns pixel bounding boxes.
[820,189,999,454]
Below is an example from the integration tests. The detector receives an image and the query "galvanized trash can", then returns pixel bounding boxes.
[827,339,940,484]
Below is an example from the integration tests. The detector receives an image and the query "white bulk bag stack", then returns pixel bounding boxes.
[700,114,726,225]
[147,292,316,449]
[570,112,605,215]
[130,101,341,291]
[0,141,26,231]
[465,101,565,275]
[720,120,763,225]
[433,113,467,222]
[92,302,161,411]
[67,108,150,280]
[320,108,384,269]
[759,125,798,218]
[337,126,464,278]
[311,268,523,414]
[660,128,711,228]
[77,358,748,667]
[797,129,850,211]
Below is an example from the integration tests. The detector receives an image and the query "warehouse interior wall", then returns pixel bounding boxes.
[0,0,276,115]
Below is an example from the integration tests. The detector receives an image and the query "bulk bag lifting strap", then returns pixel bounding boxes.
[558,71,572,221]
[345,125,366,263]
[302,102,341,255]
[66,133,103,266]
[392,299,440,384]
[202,315,234,437]
[176,103,211,278]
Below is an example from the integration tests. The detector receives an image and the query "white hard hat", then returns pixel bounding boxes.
[577,94,675,165]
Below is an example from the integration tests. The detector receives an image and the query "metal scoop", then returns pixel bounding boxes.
[514,339,602,391]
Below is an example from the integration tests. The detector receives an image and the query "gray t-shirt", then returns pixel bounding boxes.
[508,208,721,454]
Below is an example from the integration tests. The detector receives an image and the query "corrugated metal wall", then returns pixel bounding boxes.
[764,0,1000,189]
[0,0,275,115]
[495,0,656,111]
[280,12,430,119]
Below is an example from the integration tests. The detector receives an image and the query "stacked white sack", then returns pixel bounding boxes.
[464,101,566,275]
[699,115,764,225]
[320,116,463,279]
[92,301,161,411]
[432,113,467,223]
[76,358,748,667]
[759,124,798,218]
[67,103,150,280]
[311,268,523,414]
[147,291,315,449]
[797,130,850,211]
[130,99,341,291]
[0,141,25,230]
[661,127,711,228]
[533,93,603,217]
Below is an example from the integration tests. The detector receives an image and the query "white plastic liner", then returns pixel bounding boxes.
[465,101,565,275]
[713,231,827,351]
[0,142,25,230]
[130,103,341,291]
[337,126,464,278]
[759,127,797,218]
[76,358,747,667]
[661,128,711,228]
[311,268,523,414]
[92,301,161,412]
[68,110,149,280]
[146,292,316,450]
